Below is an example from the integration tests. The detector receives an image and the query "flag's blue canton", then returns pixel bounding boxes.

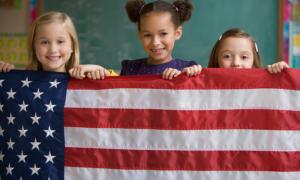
[0,70,69,180]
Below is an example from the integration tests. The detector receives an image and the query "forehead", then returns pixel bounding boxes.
[220,37,253,51]
[35,22,70,38]
[139,12,174,31]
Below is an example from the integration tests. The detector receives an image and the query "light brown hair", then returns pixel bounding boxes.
[208,28,262,68]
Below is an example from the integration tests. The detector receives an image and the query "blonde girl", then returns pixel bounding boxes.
[0,11,110,79]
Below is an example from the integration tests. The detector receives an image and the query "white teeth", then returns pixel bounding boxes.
[151,48,163,52]
[47,56,60,61]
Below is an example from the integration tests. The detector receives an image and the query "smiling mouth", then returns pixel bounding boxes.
[47,56,61,61]
[151,48,164,54]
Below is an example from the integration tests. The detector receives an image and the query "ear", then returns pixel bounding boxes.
[175,26,183,40]
[138,31,143,41]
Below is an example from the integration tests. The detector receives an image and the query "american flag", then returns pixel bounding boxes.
[1,69,300,180]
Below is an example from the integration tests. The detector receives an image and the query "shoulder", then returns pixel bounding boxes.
[174,58,198,65]
[173,59,198,68]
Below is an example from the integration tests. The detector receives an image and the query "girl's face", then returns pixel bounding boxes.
[138,12,182,64]
[218,37,254,68]
[34,22,73,72]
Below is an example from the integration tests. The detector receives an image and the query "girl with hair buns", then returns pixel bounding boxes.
[121,0,202,79]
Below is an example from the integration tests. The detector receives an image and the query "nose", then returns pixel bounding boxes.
[231,56,241,67]
[49,43,58,52]
[152,36,160,46]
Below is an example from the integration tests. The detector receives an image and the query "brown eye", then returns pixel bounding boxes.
[160,32,168,36]
[241,55,248,60]
[58,40,65,44]
[223,54,231,59]
[41,41,48,44]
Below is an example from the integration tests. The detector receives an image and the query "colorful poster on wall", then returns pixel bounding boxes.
[290,22,300,68]
[283,0,300,68]
[0,33,28,68]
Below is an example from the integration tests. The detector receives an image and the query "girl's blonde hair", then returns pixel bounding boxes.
[27,11,80,71]
[208,28,262,68]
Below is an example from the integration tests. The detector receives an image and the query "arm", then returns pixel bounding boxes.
[0,61,15,72]
[267,61,289,74]
[69,64,110,80]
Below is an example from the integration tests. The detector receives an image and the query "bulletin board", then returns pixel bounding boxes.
[0,33,27,67]
[0,0,43,68]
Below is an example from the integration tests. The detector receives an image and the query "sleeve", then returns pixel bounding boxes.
[120,60,130,75]
[189,60,198,66]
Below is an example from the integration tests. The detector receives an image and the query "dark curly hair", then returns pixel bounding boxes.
[125,0,193,30]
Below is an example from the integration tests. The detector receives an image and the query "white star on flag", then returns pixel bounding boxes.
[7,138,15,150]
[0,151,4,161]
[21,77,32,87]
[49,79,60,88]
[30,113,41,125]
[45,101,56,112]
[6,163,14,175]
[0,79,4,87]
[44,151,56,164]
[19,100,29,112]
[6,88,16,99]
[44,126,55,138]
[31,138,41,150]
[33,88,44,99]
[0,126,4,136]
[30,164,40,175]
[0,103,3,112]
[18,126,28,137]
[17,151,27,163]
[7,113,15,124]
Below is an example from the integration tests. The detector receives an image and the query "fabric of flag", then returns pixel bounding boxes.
[0,70,68,180]
[1,68,300,180]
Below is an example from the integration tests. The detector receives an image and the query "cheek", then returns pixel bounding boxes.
[246,59,255,68]
[35,46,44,56]
[140,39,150,50]
[61,44,73,54]
[141,38,150,44]
[218,58,228,68]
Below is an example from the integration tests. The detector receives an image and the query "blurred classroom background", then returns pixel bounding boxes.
[0,0,299,70]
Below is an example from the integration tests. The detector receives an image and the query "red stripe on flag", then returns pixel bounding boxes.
[67,69,300,90]
[64,148,300,171]
[64,108,300,130]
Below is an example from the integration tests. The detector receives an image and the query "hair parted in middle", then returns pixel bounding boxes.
[125,0,193,30]
[208,28,262,68]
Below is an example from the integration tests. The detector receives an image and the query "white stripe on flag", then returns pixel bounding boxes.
[65,88,300,110]
[65,167,300,180]
[64,128,300,151]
